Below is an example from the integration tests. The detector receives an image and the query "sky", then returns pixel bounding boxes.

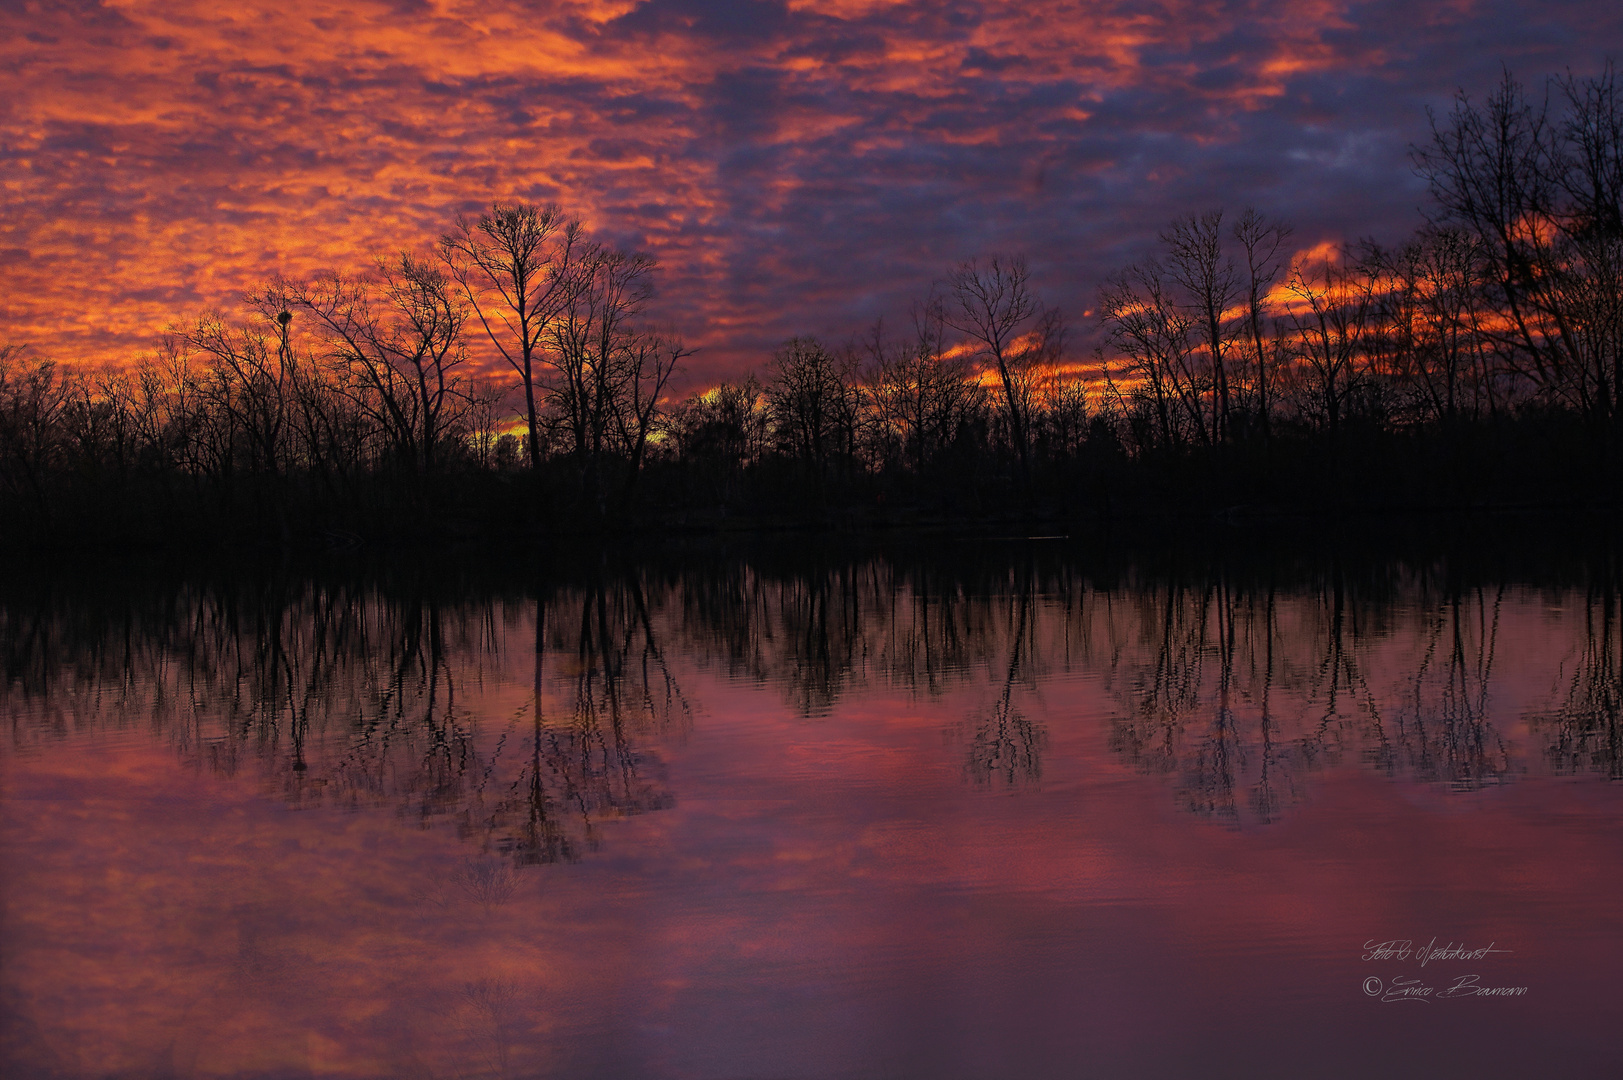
[5,0,1623,391]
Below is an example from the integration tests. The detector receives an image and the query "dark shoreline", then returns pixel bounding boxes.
[6,498,1618,593]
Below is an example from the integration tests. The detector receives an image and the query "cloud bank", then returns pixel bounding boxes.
[5,0,1622,384]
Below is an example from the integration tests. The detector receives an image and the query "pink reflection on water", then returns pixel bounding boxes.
[3,574,1622,1078]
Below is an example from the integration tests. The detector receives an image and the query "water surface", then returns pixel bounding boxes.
[4,543,1621,1078]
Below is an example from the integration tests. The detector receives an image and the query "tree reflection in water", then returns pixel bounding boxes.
[1101,564,1526,823]
[1531,570,1623,780]
[5,545,1621,840]
[1,568,690,870]
[3,548,1623,1078]
[958,564,1047,786]
[480,578,685,867]
[669,553,1062,785]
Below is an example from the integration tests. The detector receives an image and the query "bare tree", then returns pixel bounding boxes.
[1552,65,1623,431]
[182,307,292,481]
[127,340,219,483]
[1233,207,1293,438]
[1283,256,1373,442]
[865,306,984,474]
[1163,210,1241,443]
[59,370,140,481]
[466,382,508,471]
[1361,227,1497,426]
[279,253,471,476]
[1416,67,1623,431]
[612,327,688,502]
[1039,363,1090,462]
[0,345,74,510]
[545,245,684,508]
[669,376,770,506]
[942,256,1058,477]
[765,336,862,489]
[1099,261,1204,448]
[441,203,585,471]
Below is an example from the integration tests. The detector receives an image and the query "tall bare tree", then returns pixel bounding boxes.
[612,327,688,503]
[1233,207,1293,438]
[1416,67,1623,433]
[1361,227,1496,426]
[1283,256,1373,442]
[278,253,471,476]
[441,203,584,471]
[182,307,292,481]
[1099,261,1204,448]
[548,247,649,462]
[1163,210,1241,443]
[942,256,1058,477]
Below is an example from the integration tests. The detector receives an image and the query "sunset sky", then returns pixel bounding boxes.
[6,0,1623,388]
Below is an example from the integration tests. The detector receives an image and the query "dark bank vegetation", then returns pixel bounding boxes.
[3,67,1623,550]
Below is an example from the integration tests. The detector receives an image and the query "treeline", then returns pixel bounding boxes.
[1090,64,1623,480]
[2,66,1620,548]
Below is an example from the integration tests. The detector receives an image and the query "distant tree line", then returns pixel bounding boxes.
[3,65,1620,547]
[1096,66,1623,461]
[0,204,687,543]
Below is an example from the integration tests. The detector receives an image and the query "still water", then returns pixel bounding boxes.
[3,540,1622,1078]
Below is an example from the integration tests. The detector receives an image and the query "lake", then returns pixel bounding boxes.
[4,534,1621,1078]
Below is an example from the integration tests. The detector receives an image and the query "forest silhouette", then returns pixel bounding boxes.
[4,67,1622,549]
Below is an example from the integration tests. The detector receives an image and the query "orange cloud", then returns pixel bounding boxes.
[4,0,1621,395]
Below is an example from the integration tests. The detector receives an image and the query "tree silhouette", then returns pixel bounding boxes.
[942,256,1059,480]
[441,203,585,473]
